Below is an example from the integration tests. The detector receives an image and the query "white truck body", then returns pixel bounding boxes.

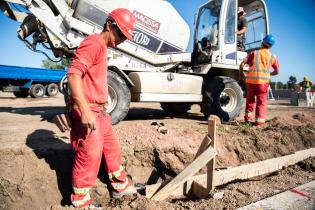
[0,0,270,124]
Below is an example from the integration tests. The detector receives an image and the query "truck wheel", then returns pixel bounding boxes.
[160,103,192,116]
[202,76,243,122]
[107,70,130,125]
[13,90,29,98]
[29,84,45,98]
[46,83,59,97]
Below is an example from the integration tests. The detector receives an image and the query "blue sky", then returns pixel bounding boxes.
[0,0,314,83]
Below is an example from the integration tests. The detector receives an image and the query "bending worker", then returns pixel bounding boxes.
[240,35,279,126]
[67,8,136,208]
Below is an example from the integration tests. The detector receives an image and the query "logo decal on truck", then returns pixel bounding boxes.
[133,10,160,34]
[132,29,160,52]
[131,29,182,54]
[133,31,150,46]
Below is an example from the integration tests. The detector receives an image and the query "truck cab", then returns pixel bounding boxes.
[192,0,268,69]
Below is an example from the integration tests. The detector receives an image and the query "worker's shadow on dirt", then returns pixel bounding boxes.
[146,149,177,185]
[0,106,66,122]
[26,129,73,206]
[126,107,204,121]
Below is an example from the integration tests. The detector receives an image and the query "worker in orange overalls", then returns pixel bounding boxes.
[240,35,279,126]
[67,8,137,208]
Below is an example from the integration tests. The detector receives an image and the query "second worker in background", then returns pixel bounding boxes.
[240,35,279,127]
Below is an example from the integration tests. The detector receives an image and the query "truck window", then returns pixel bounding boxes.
[224,0,236,44]
[196,1,221,48]
[244,8,267,49]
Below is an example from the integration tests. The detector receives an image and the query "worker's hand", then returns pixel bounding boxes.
[81,109,96,132]
[239,70,245,82]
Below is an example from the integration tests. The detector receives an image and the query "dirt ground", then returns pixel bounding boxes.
[0,92,314,210]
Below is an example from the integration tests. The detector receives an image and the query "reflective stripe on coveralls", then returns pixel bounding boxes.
[111,178,129,190]
[244,111,253,118]
[108,165,130,191]
[246,50,274,84]
[108,165,124,180]
[255,117,265,123]
[71,190,92,208]
[73,186,90,195]
[244,111,253,121]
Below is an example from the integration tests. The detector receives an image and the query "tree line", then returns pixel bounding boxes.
[270,76,314,90]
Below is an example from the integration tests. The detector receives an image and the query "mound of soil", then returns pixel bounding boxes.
[1,115,314,210]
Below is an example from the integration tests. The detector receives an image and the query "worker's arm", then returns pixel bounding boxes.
[270,57,280,76]
[239,51,253,71]
[270,68,279,76]
[237,27,247,35]
[239,59,247,71]
[239,58,247,81]
[237,17,248,35]
[68,73,96,130]
[67,37,101,131]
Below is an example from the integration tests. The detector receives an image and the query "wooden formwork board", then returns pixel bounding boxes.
[150,145,215,200]
[149,119,217,201]
[146,147,315,199]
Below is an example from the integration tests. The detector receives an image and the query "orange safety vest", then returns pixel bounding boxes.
[246,49,275,84]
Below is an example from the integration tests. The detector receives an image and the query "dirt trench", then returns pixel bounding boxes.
[0,114,314,210]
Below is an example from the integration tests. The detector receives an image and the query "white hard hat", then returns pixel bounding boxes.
[238,7,246,15]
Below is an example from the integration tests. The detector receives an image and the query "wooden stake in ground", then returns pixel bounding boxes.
[191,119,217,197]
[207,119,216,191]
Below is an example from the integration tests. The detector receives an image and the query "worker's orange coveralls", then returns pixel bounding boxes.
[243,48,279,125]
[67,34,129,208]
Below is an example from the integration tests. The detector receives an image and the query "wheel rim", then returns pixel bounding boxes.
[220,88,237,112]
[49,87,58,95]
[36,87,44,96]
[107,85,117,113]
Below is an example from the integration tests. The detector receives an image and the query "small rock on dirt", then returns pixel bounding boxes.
[212,191,224,199]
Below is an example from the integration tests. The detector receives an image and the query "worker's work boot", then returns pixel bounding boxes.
[254,122,265,128]
[112,185,137,199]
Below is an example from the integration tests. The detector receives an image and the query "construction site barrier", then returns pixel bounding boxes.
[306,91,315,107]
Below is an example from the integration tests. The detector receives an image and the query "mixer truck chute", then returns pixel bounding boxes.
[0,0,269,124]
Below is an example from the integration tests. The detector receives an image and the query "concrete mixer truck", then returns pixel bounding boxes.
[0,0,270,124]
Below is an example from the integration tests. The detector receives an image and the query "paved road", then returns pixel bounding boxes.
[237,181,315,210]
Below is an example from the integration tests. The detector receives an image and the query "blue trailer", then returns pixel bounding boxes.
[0,65,67,98]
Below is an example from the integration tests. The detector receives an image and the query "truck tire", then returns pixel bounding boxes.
[29,84,45,98]
[107,70,130,125]
[13,90,29,98]
[202,76,243,122]
[160,102,192,116]
[46,83,59,97]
